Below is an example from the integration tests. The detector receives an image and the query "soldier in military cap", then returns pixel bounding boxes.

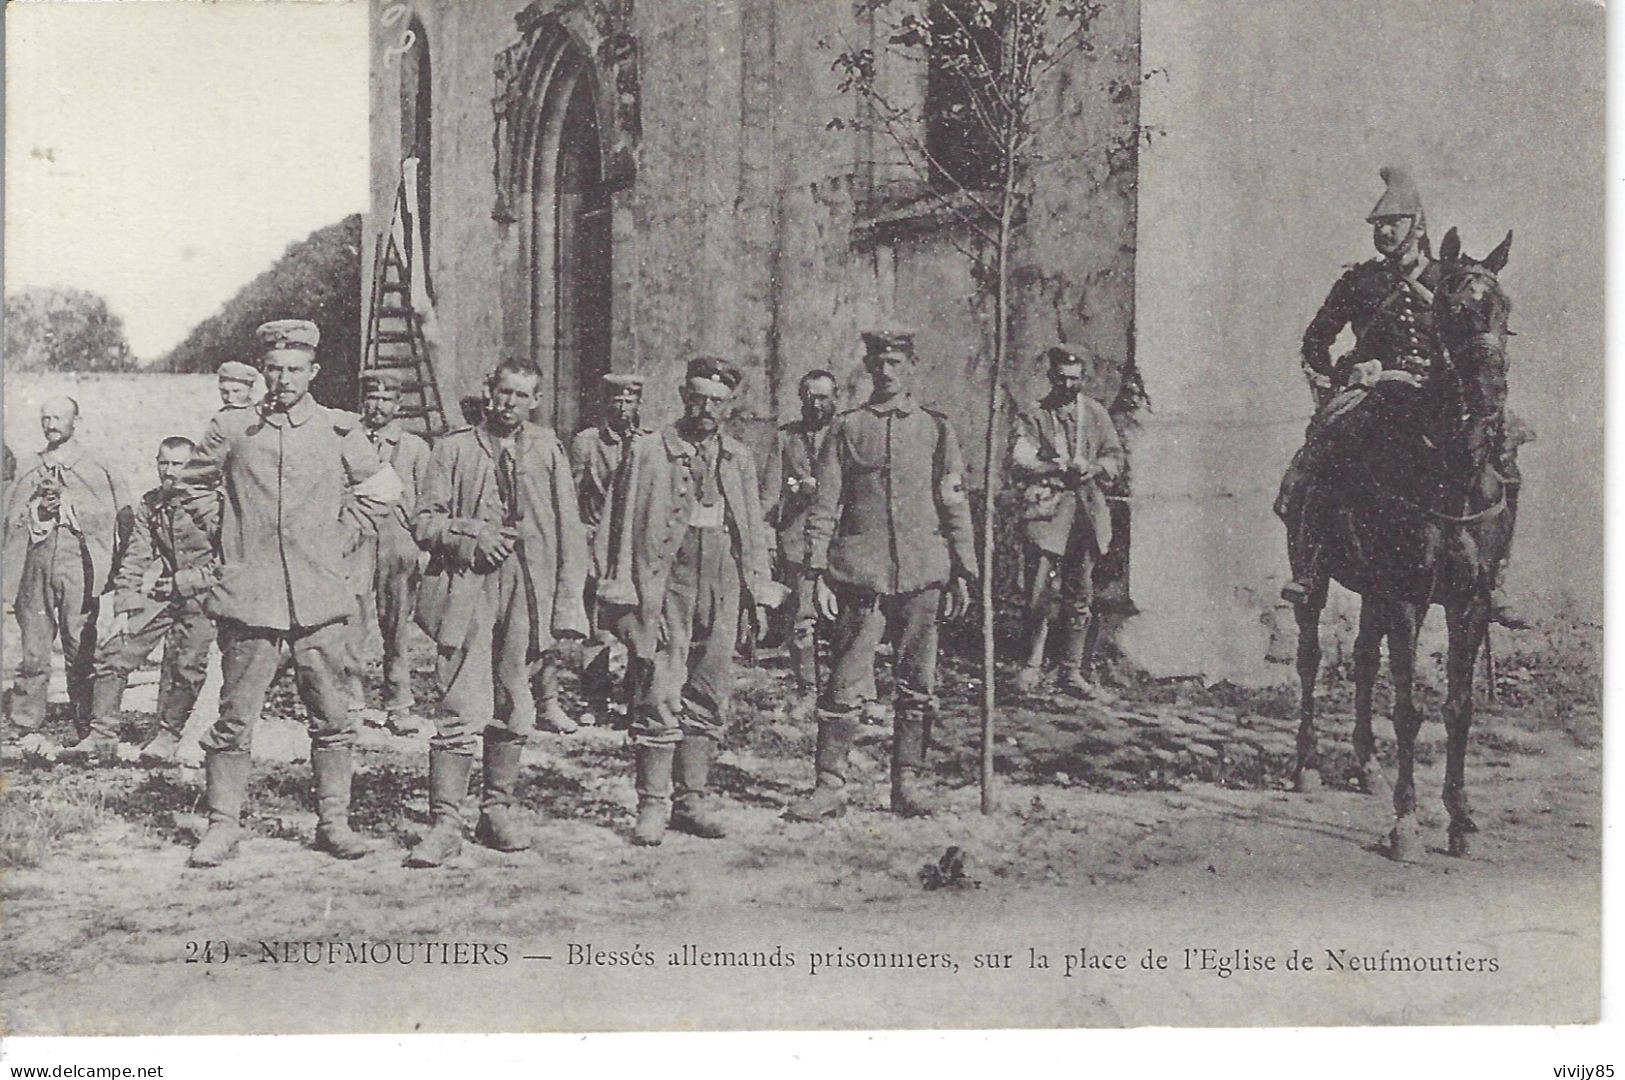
[566,371,651,728]
[216,360,265,411]
[182,318,401,867]
[596,356,785,846]
[347,369,433,734]
[407,357,588,868]
[786,327,976,821]
[1008,345,1125,700]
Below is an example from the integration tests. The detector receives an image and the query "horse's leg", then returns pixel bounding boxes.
[1351,604,1388,797]
[1443,602,1486,856]
[1386,603,1424,861]
[1292,591,1326,792]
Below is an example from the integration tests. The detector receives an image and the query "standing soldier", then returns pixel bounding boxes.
[1008,345,1125,700]
[568,372,650,728]
[216,360,265,412]
[787,328,976,821]
[184,319,400,868]
[759,369,840,720]
[349,370,433,734]
[69,437,220,764]
[407,358,588,868]
[3,398,128,758]
[596,357,784,846]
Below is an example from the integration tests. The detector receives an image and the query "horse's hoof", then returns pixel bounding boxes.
[1293,768,1322,793]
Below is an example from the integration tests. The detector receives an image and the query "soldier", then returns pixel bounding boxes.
[407,358,588,868]
[568,372,651,729]
[184,319,400,868]
[67,437,220,764]
[1008,345,1125,700]
[216,360,264,411]
[787,328,976,821]
[1278,166,1527,628]
[348,369,433,735]
[596,357,784,846]
[3,397,128,758]
[759,369,840,719]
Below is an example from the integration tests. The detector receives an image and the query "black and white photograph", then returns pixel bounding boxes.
[0,0,1608,1057]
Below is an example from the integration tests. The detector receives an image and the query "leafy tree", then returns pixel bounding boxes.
[828,0,1160,812]
[159,215,362,408]
[3,286,136,372]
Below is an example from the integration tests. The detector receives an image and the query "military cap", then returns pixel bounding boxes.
[602,372,647,392]
[684,356,743,391]
[1367,166,1423,222]
[216,360,259,385]
[861,326,916,357]
[256,319,320,354]
[359,369,403,394]
[1041,343,1088,369]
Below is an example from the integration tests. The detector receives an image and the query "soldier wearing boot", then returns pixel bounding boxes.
[1008,346,1125,701]
[183,319,400,868]
[3,397,128,760]
[595,357,784,846]
[567,372,650,730]
[759,369,839,722]
[408,358,588,868]
[348,370,432,735]
[786,328,976,822]
[70,437,221,765]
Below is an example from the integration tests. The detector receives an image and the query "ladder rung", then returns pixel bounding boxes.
[379,282,409,296]
[374,330,416,344]
[378,306,413,318]
[367,359,419,371]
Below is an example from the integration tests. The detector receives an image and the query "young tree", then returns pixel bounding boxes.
[3,286,136,372]
[828,0,1159,812]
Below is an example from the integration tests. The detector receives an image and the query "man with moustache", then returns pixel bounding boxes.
[3,396,128,757]
[596,357,783,846]
[407,358,588,867]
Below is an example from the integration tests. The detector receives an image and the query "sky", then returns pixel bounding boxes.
[4,0,368,361]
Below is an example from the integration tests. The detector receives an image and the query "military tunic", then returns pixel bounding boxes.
[1302,257,1447,387]
[352,419,432,711]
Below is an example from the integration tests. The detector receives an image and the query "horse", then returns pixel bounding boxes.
[1289,226,1517,860]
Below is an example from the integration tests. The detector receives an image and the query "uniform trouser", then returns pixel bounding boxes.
[780,561,880,701]
[822,585,940,717]
[630,526,740,748]
[578,579,626,706]
[431,558,537,754]
[355,541,420,711]
[200,618,357,753]
[87,597,213,737]
[9,537,98,732]
[1024,526,1098,629]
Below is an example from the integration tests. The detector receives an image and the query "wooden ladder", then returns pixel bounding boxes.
[362,182,447,436]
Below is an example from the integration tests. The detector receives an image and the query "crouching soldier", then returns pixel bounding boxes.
[596,357,784,846]
[787,327,976,821]
[185,319,400,868]
[407,358,588,868]
[68,437,220,764]
[1008,345,1125,700]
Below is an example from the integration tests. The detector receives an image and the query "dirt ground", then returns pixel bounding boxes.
[0,374,1602,1034]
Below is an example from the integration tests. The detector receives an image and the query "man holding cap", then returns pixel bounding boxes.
[787,326,976,821]
[567,371,650,728]
[183,318,400,867]
[349,369,433,734]
[596,357,784,846]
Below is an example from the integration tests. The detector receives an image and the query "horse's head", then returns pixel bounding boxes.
[1435,227,1513,470]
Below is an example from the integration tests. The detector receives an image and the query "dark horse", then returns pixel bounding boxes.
[1291,227,1516,860]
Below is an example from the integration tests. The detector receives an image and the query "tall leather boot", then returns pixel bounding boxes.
[405,749,473,868]
[631,743,675,846]
[475,736,531,852]
[536,653,579,734]
[671,735,726,838]
[188,749,251,867]
[784,710,858,821]
[890,709,936,817]
[311,746,372,859]
[788,628,819,721]
[1058,614,1114,702]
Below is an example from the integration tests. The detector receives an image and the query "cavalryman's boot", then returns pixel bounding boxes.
[784,710,859,822]
[475,736,532,852]
[890,709,936,817]
[311,746,372,859]
[405,749,473,868]
[631,743,675,846]
[188,749,250,868]
[1058,614,1115,702]
[671,734,727,838]
[535,653,579,734]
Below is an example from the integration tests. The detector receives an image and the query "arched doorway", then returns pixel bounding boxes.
[520,37,612,436]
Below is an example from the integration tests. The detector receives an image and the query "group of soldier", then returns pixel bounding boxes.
[2,318,1125,869]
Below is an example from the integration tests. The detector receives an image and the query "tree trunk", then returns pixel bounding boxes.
[979,200,1014,816]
